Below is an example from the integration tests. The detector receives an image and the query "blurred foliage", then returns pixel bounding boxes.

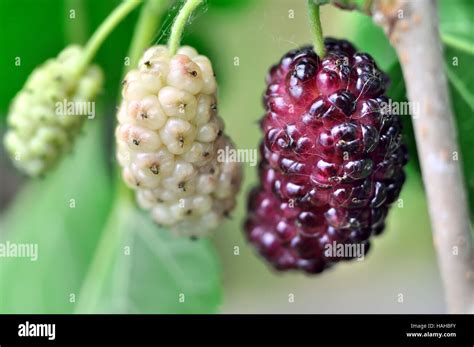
[0,0,66,119]
[439,0,474,47]
[385,63,419,172]
[206,0,252,10]
[0,119,221,313]
[351,12,397,70]
[0,0,471,314]
[0,121,113,312]
[0,0,253,314]
[0,0,251,119]
[75,194,221,313]
[445,46,474,216]
[0,0,135,118]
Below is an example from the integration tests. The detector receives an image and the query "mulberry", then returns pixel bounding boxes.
[117,45,242,236]
[4,45,103,176]
[245,39,407,274]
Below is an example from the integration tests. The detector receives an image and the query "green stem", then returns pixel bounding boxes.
[441,33,474,55]
[307,0,325,58]
[168,0,204,55]
[79,0,141,73]
[127,0,169,71]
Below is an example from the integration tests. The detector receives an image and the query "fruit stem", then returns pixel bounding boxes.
[307,0,326,58]
[127,0,169,70]
[373,0,474,313]
[79,0,141,73]
[167,0,204,56]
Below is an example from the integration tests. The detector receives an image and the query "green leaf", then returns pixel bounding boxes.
[439,0,474,63]
[439,0,474,49]
[0,119,222,313]
[444,48,474,111]
[351,12,398,70]
[0,121,113,313]
[75,197,222,313]
[441,33,474,56]
[0,0,66,118]
[438,0,474,216]
[385,63,420,172]
[206,0,253,11]
[444,46,474,216]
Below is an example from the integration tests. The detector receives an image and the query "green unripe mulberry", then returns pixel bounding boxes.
[4,45,103,176]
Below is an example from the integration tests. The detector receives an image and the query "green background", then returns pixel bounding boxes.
[0,0,472,313]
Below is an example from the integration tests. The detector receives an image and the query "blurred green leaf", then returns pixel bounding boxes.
[385,63,419,172]
[0,0,66,118]
[444,46,474,216]
[76,196,222,313]
[0,121,113,313]
[437,0,474,216]
[0,0,145,121]
[443,48,474,114]
[351,11,398,70]
[0,120,222,313]
[0,0,258,121]
[206,0,253,11]
[82,0,139,103]
[439,0,474,49]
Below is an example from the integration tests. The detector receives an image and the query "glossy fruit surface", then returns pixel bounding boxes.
[245,38,407,273]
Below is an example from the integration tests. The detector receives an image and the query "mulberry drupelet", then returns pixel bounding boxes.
[4,45,103,176]
[245,38,407,274]
[117,45,242,236]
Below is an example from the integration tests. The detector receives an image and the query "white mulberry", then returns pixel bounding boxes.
[4,45,103,176]
[117,45,242,236]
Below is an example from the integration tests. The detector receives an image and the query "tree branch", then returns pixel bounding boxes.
[373,0,474,313]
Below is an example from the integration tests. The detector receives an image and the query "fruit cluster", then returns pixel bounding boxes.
[245,38,407,274]
[4,45,103,176]
[117,45,242,236]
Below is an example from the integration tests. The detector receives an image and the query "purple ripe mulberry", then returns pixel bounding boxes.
[245,38,408,274]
